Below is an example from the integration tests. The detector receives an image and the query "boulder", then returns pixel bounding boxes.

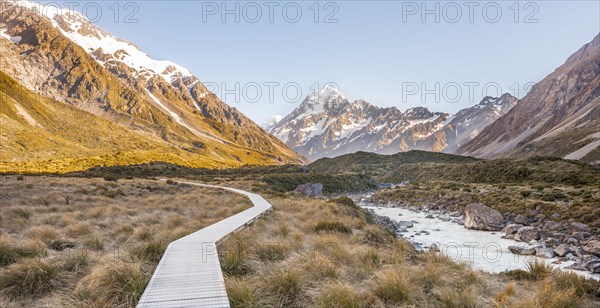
[571,222,591,233]
[463,203,503,231]
[514,214,528,225]
[544,238,560,248]
[585,260,600,273]
[294,183,323,196]
[550,213,561,220]
[583,240,600,257]
[572,232,591,241]
[508,245,536,255]
[515,226,541,242]
[502,224,523,238]
[397,221,414,229]
[543,221,562,231]
[553,244,571,257]
[535,246,556,258]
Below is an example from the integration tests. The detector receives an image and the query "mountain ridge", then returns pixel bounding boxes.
[269,85,516,161]
[0,0,307,171]
[459,33,600,163]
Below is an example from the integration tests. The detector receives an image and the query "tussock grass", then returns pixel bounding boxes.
[263,269,303,307]
[0,236,46,266]
[318,283,364,308]
[73,261,149,307]
[220,237,254,276]
[26,226,59,245]
[372,268,411,304]
[226,278,267,308]
[132,241,166,262]
[298,252,338,280]
[0,259,63,299]
[437,286,478,308]
[0,176,251,306]
[314,221,352,234]
[254,242,290,262]
[526,260,553,280]
[60,250,90,273]
[515,279,577,308]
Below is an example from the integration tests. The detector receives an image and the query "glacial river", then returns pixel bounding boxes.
[363,205,600,280]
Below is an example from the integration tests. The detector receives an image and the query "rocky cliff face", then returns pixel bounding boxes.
[0,0,306,169]
[269,85,515,161]
[459,34,600,163]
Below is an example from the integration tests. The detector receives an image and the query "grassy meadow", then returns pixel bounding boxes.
[0,176,250,307]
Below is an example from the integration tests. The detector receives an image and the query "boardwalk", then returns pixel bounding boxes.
[137,181,272,308]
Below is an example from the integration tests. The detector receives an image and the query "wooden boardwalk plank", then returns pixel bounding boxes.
[137,181,272,308]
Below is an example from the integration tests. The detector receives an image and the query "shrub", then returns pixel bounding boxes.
[372,269,411,304]
[314,221,352,234]
[319,283,364,308]
[103,176,117,182]
[0,259,63,299]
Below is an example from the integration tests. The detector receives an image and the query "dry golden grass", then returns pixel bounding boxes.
[217,191,600,308]
[0,176,250,307]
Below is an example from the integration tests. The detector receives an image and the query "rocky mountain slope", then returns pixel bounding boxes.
[459,34,600,163]
[0,0,305,172]
[269,85,516,161]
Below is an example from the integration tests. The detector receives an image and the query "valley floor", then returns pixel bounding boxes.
[0,176,250,307]
[0,175,598,307]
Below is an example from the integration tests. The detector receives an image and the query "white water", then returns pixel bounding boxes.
[364,205,599,280]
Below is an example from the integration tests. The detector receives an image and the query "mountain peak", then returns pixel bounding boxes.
[307,84,346,106]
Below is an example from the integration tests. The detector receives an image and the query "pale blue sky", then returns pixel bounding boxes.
[47,1,600,123]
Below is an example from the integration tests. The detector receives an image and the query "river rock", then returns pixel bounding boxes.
[502,224,523,239]
[543,221,563,231]
[585,260,600,273]
[583,240,600,257]
[535,246,556,258]
[464,203,503,231]
[294,183,323,196]
[572,232,592,241]
[571,222,591,233]
[508,245,536,255]
[553,244,571,257]
[515,226,541,242]
[544,238,560,248]
[398,221,414,229]
[514,214,529,225]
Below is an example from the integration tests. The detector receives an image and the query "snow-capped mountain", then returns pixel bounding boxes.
[261,115,283,131]
[0,0,305,167]
[269,85,516,161]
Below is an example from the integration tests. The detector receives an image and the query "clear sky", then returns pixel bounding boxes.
[47,1,600,124]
